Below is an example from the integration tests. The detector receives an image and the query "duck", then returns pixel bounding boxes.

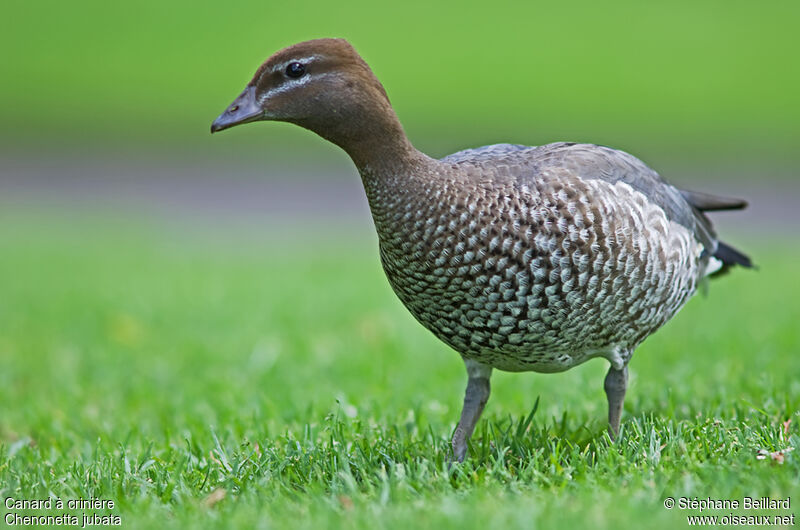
[211,38,752,462]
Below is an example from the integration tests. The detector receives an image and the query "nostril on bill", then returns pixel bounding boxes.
[230,105,239,113]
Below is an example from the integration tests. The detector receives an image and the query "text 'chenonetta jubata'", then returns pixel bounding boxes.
[211,38,752,461]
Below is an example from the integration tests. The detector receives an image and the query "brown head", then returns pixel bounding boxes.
[211,38,417,168]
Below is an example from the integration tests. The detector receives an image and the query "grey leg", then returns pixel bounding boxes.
[604,364,629,440]
[452,359,492,462]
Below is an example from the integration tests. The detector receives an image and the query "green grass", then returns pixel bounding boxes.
[1,213,798,529]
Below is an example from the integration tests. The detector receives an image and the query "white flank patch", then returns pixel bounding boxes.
[704,256,724,277]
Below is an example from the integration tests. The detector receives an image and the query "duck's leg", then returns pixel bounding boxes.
[604,363,629,440]
[452,359,493,462]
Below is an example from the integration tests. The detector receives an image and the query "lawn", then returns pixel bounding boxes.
[0,212,797,529]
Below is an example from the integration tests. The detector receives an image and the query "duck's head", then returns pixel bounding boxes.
[211,38,403,153]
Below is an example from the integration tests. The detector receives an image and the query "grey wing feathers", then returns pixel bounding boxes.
[441,143,531,164]
[533,143,753,273]
[442,142,752,271]
[526,143,719,252]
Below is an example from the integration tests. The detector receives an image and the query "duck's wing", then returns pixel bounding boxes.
[443,142,692,233]
[442,142,751,273]
[527,143,702,233]
[523,142,754,274]
[440,143,532,164]
[508,142,716,250]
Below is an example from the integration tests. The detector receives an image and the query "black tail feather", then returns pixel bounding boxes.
[680,189,748,211]
[711,241,754,277]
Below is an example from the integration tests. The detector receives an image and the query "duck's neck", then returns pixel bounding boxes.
[294,95,442,224]
[297,96,432,176]
[346,125,420,175]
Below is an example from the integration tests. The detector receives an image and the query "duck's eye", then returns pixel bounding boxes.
[285,62,306,78]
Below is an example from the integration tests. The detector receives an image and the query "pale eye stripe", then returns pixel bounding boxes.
[272,55,321,73]
[257,75,313,104]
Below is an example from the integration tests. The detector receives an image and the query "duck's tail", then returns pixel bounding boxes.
[710,240,754,277]
[679,188,754,278]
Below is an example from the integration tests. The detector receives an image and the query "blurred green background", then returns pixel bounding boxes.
[2,0,799,168]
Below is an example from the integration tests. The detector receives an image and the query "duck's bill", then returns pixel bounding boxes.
[210,86,262,133]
